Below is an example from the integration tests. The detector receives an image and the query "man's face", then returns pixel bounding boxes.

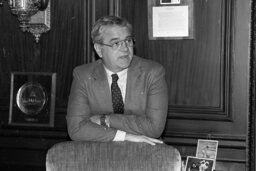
[95,25,134,73]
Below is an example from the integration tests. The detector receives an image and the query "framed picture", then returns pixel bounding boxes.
[196,139,219,159]
[185,156,214,171]
[148,0,194,40]
[9,72,56,127]
[160,0,180,5]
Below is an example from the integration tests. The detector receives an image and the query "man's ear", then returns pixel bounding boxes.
[94,44,103,58]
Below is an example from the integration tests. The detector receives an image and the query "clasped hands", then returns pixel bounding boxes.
[89,114,163,146]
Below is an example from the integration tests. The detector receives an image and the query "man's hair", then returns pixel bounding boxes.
[91,15,132,43]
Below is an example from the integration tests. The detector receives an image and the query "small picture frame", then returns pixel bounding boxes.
[160,0,181,5]
[196,139,219,159]
[185,156,214,171]
[9,72,56,127]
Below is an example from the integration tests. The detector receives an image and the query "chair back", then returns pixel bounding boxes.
[46,141,181,171]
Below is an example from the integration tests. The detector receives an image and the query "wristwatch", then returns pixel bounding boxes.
[100,115,107,127]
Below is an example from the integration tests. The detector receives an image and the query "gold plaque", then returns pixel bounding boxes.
[9,72,56,127]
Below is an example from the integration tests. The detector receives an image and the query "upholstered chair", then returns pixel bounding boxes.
[46,141,182,171]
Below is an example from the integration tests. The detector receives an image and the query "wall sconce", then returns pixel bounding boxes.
[0,0,51,43]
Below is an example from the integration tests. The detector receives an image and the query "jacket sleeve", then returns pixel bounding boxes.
[109,65,168,138]
[66,68,117,142]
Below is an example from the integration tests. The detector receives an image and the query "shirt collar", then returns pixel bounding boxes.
[104,66,128,79]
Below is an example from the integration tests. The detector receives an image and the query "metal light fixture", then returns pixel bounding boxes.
[0,0,51,42]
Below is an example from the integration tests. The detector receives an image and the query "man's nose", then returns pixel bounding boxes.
[119,41,129,50]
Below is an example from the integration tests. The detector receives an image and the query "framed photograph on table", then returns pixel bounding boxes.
[185,156,214,171]
[196,139,218,159]
[9,72,56,127]
[196,139,218,170]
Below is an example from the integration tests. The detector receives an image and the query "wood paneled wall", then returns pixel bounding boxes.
[0,0,84,170]
[249,1,256,170]
[0,0,251,170]
[118,0,250,170]
[0,0,84,126]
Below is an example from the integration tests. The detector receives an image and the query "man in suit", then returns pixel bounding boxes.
[67,15,168,145]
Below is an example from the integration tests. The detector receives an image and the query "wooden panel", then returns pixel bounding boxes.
[249,0,256,170]
[122,0,232,120]
[0,0,85,169]
[120,0,250,169]
[0,129,69,170]
[0,1,114,170]
[215,162,245,171]
[84,0,111,63]
[0,0,84,128]
[120,0,249,137]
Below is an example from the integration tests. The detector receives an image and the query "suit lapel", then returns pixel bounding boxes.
[125,56,143,110]
[91,61,113,112]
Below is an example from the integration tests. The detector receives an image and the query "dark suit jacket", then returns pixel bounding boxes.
[67,55,168,142]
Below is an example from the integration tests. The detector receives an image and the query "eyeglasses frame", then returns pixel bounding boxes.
[96,37,135,50]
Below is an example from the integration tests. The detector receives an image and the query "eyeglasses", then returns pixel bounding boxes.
[97,37,135,50]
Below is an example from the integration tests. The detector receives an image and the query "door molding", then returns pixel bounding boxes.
[249,0,256,170]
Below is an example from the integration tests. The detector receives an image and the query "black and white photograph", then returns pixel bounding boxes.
[185,156,214,171]
[0,0,253,170]
[196,139,218,159]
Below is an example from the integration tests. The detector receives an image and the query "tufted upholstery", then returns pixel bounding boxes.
[46,141,181,171]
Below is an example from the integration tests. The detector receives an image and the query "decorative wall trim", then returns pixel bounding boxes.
[0,129,68,139]
[249,0,256,170]
[84,0,122,63]
[168,0,234,121]
[163,132,246,142]
[84,0,95,63]
[109,0,122,16]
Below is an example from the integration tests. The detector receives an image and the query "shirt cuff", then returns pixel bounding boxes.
[113,130,126,141]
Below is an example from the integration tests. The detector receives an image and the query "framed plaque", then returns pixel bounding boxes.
[9,72,56,127]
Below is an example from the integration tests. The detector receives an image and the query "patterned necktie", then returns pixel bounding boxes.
[111,74,124,114]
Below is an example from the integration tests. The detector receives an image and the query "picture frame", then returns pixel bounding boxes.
[9,72,56,127]
[196,139,219,159]
[160,0,180,5]
[148,0,194,40]
[185,156,214,171]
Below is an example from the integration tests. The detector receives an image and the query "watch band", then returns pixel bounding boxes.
[100,115,107,127]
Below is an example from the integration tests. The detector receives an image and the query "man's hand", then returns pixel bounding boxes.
[125,133,163,146]
[90,115,101,125]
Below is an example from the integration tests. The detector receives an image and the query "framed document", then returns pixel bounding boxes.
[9,72,56,127]
[148,0,194,40]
